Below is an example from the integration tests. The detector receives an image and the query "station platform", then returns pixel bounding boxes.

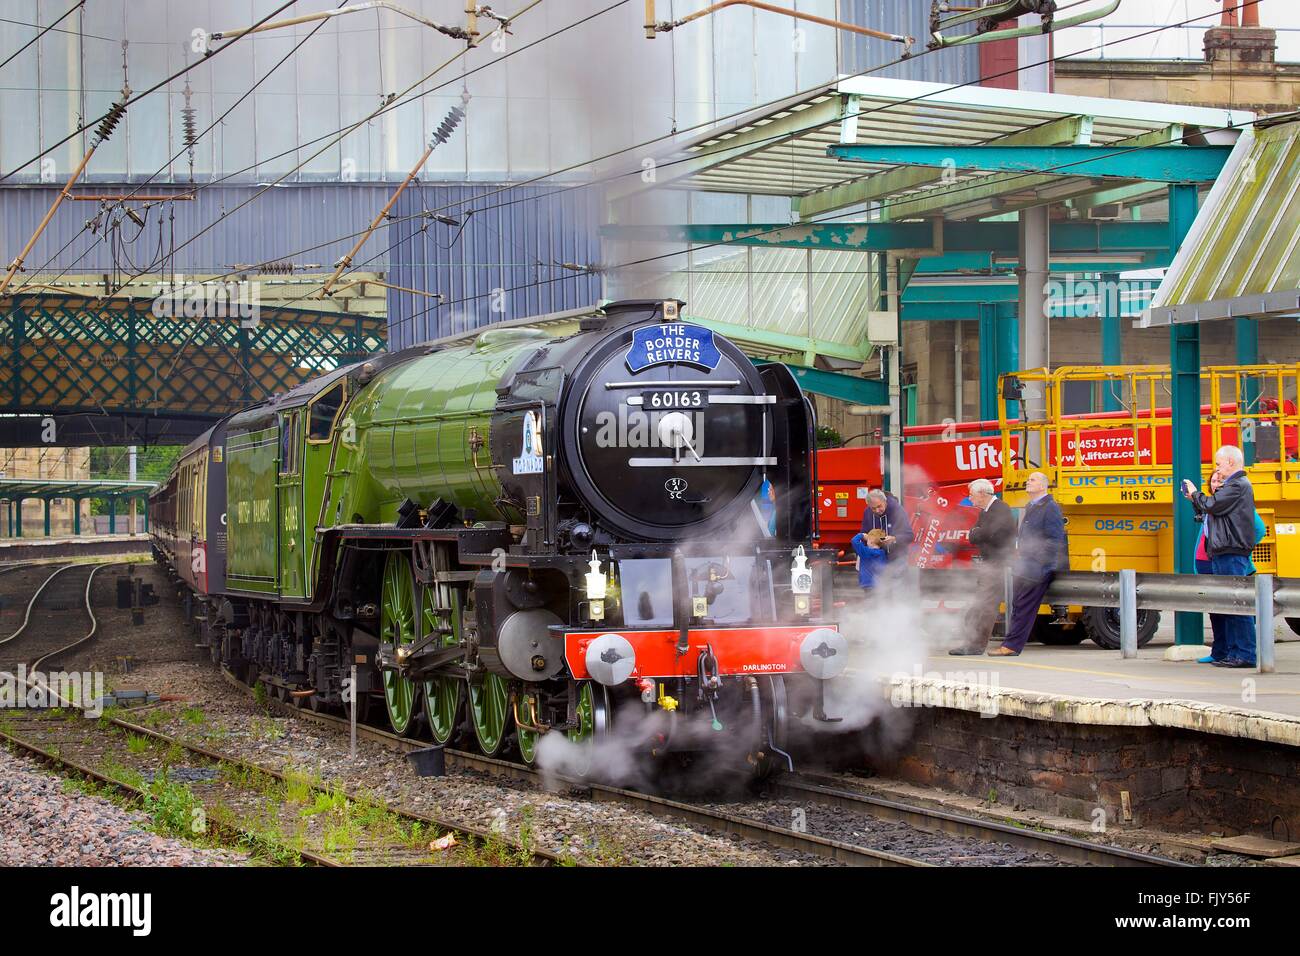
[0,534,153,562]
[893,623,1300,749]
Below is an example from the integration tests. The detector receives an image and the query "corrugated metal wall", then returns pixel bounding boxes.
[0,184,392,277]
[386,181,603,348]
[839,0,980,84]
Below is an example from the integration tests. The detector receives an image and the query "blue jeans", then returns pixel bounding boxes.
[1209,553,1256,665]
[1195,558,1226,660]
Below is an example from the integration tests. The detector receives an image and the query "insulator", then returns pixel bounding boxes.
[94,101,127,144]
[429,105,466,148]
[261,260,295,275]
[181,107,198,148]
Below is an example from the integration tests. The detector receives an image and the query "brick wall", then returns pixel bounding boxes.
[871,707,1300,835]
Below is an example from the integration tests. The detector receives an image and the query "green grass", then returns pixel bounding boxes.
[98,754,144,789]
[249,717,284,741]
[180,706,206,726]
[141,772,206,840]
[125,733,151,755]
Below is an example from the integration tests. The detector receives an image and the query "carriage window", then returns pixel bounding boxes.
[279,413,299,475]
[309,381,345,442]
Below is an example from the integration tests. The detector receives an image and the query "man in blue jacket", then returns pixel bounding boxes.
[861,489,915,565]
[990,471,1069,656]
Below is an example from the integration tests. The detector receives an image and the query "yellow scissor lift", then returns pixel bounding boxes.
[997,364,1300,647]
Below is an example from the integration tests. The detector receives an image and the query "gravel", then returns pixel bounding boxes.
[64,564,830,866]
[0,746,243,866]
[697,797,1070,865]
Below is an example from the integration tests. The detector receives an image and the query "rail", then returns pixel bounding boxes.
[918,567,1295,672]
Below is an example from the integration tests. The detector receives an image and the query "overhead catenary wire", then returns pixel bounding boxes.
[8,0,361,299]
[0,0,302,185]
[172,0,1259,326]
[0,1,84,73]
[12,0,554,306]
[380,4,1272,337]
[7,3,1261,349]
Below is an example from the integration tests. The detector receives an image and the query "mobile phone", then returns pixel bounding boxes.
[1181,479,1196,495]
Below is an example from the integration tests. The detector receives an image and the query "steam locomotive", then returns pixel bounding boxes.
[149,299,844,780]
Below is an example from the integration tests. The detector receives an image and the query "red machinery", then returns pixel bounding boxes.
[815,397,1297,567]
[816,420,1011,568]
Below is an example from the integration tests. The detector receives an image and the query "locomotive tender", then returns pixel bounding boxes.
[150,299,845,779]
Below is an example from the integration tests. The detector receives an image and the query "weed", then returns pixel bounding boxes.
[142,773,205,840]
[282,767,316,805]
[99,755,144,789]
[181,706,206,726]
[250,717,284,741]
[125,733,151,755]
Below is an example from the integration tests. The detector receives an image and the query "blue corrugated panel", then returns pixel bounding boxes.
[386,181,603,349]
[839,0,980,84]
[0,184,393,277]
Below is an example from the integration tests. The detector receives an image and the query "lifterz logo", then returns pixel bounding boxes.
[49,887,151,937]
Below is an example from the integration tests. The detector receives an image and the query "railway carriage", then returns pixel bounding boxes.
[152,300,845,780]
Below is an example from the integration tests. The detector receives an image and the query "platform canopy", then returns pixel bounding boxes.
[626,75,1248,222]
[605,76,1249,369]
[1141,116,1300,327]
[0,477,157,499]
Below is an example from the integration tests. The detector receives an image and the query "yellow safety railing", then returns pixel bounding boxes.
[998,364,1300,494]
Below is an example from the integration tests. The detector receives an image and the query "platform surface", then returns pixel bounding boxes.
[0,534,152,561]
[877,615,1300,747]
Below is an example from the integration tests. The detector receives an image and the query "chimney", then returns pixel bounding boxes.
[1205,1,1275,66]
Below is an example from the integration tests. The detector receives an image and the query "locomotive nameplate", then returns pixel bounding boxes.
[626,323,722,373]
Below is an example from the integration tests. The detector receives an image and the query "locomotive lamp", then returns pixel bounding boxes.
[791,546,813,615]
[585,551,608,621]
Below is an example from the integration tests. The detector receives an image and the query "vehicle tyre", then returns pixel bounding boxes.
[1083,605,1160,649]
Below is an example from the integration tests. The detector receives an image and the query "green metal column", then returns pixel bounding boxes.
[1236,318,1259,466]
[979,305,998,422]
[73,498,81,536]
[43,499,50,537]
[978,302,1020,423]
[997,303,1018,422]
[4,500,11,537]
[108,497,117,534]
[1100,272,1124,412]
[1168,184,1203,647]
[14,498,22,538]
[143,498,149,532]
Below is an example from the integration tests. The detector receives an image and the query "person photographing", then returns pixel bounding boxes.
[1182,445,1258,668]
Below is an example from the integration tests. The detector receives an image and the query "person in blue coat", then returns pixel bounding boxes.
[850,528,889,591]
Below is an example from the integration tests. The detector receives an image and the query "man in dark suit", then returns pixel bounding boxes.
[951,478,1017,655]
[991,471,1070,656]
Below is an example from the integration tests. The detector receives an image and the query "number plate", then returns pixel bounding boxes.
[641,390,709,409]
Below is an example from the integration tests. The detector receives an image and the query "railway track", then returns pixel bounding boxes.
[0,566,559,868]
[248,678,925,866]
[0,562,111,677]
[252,688,1184,867]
